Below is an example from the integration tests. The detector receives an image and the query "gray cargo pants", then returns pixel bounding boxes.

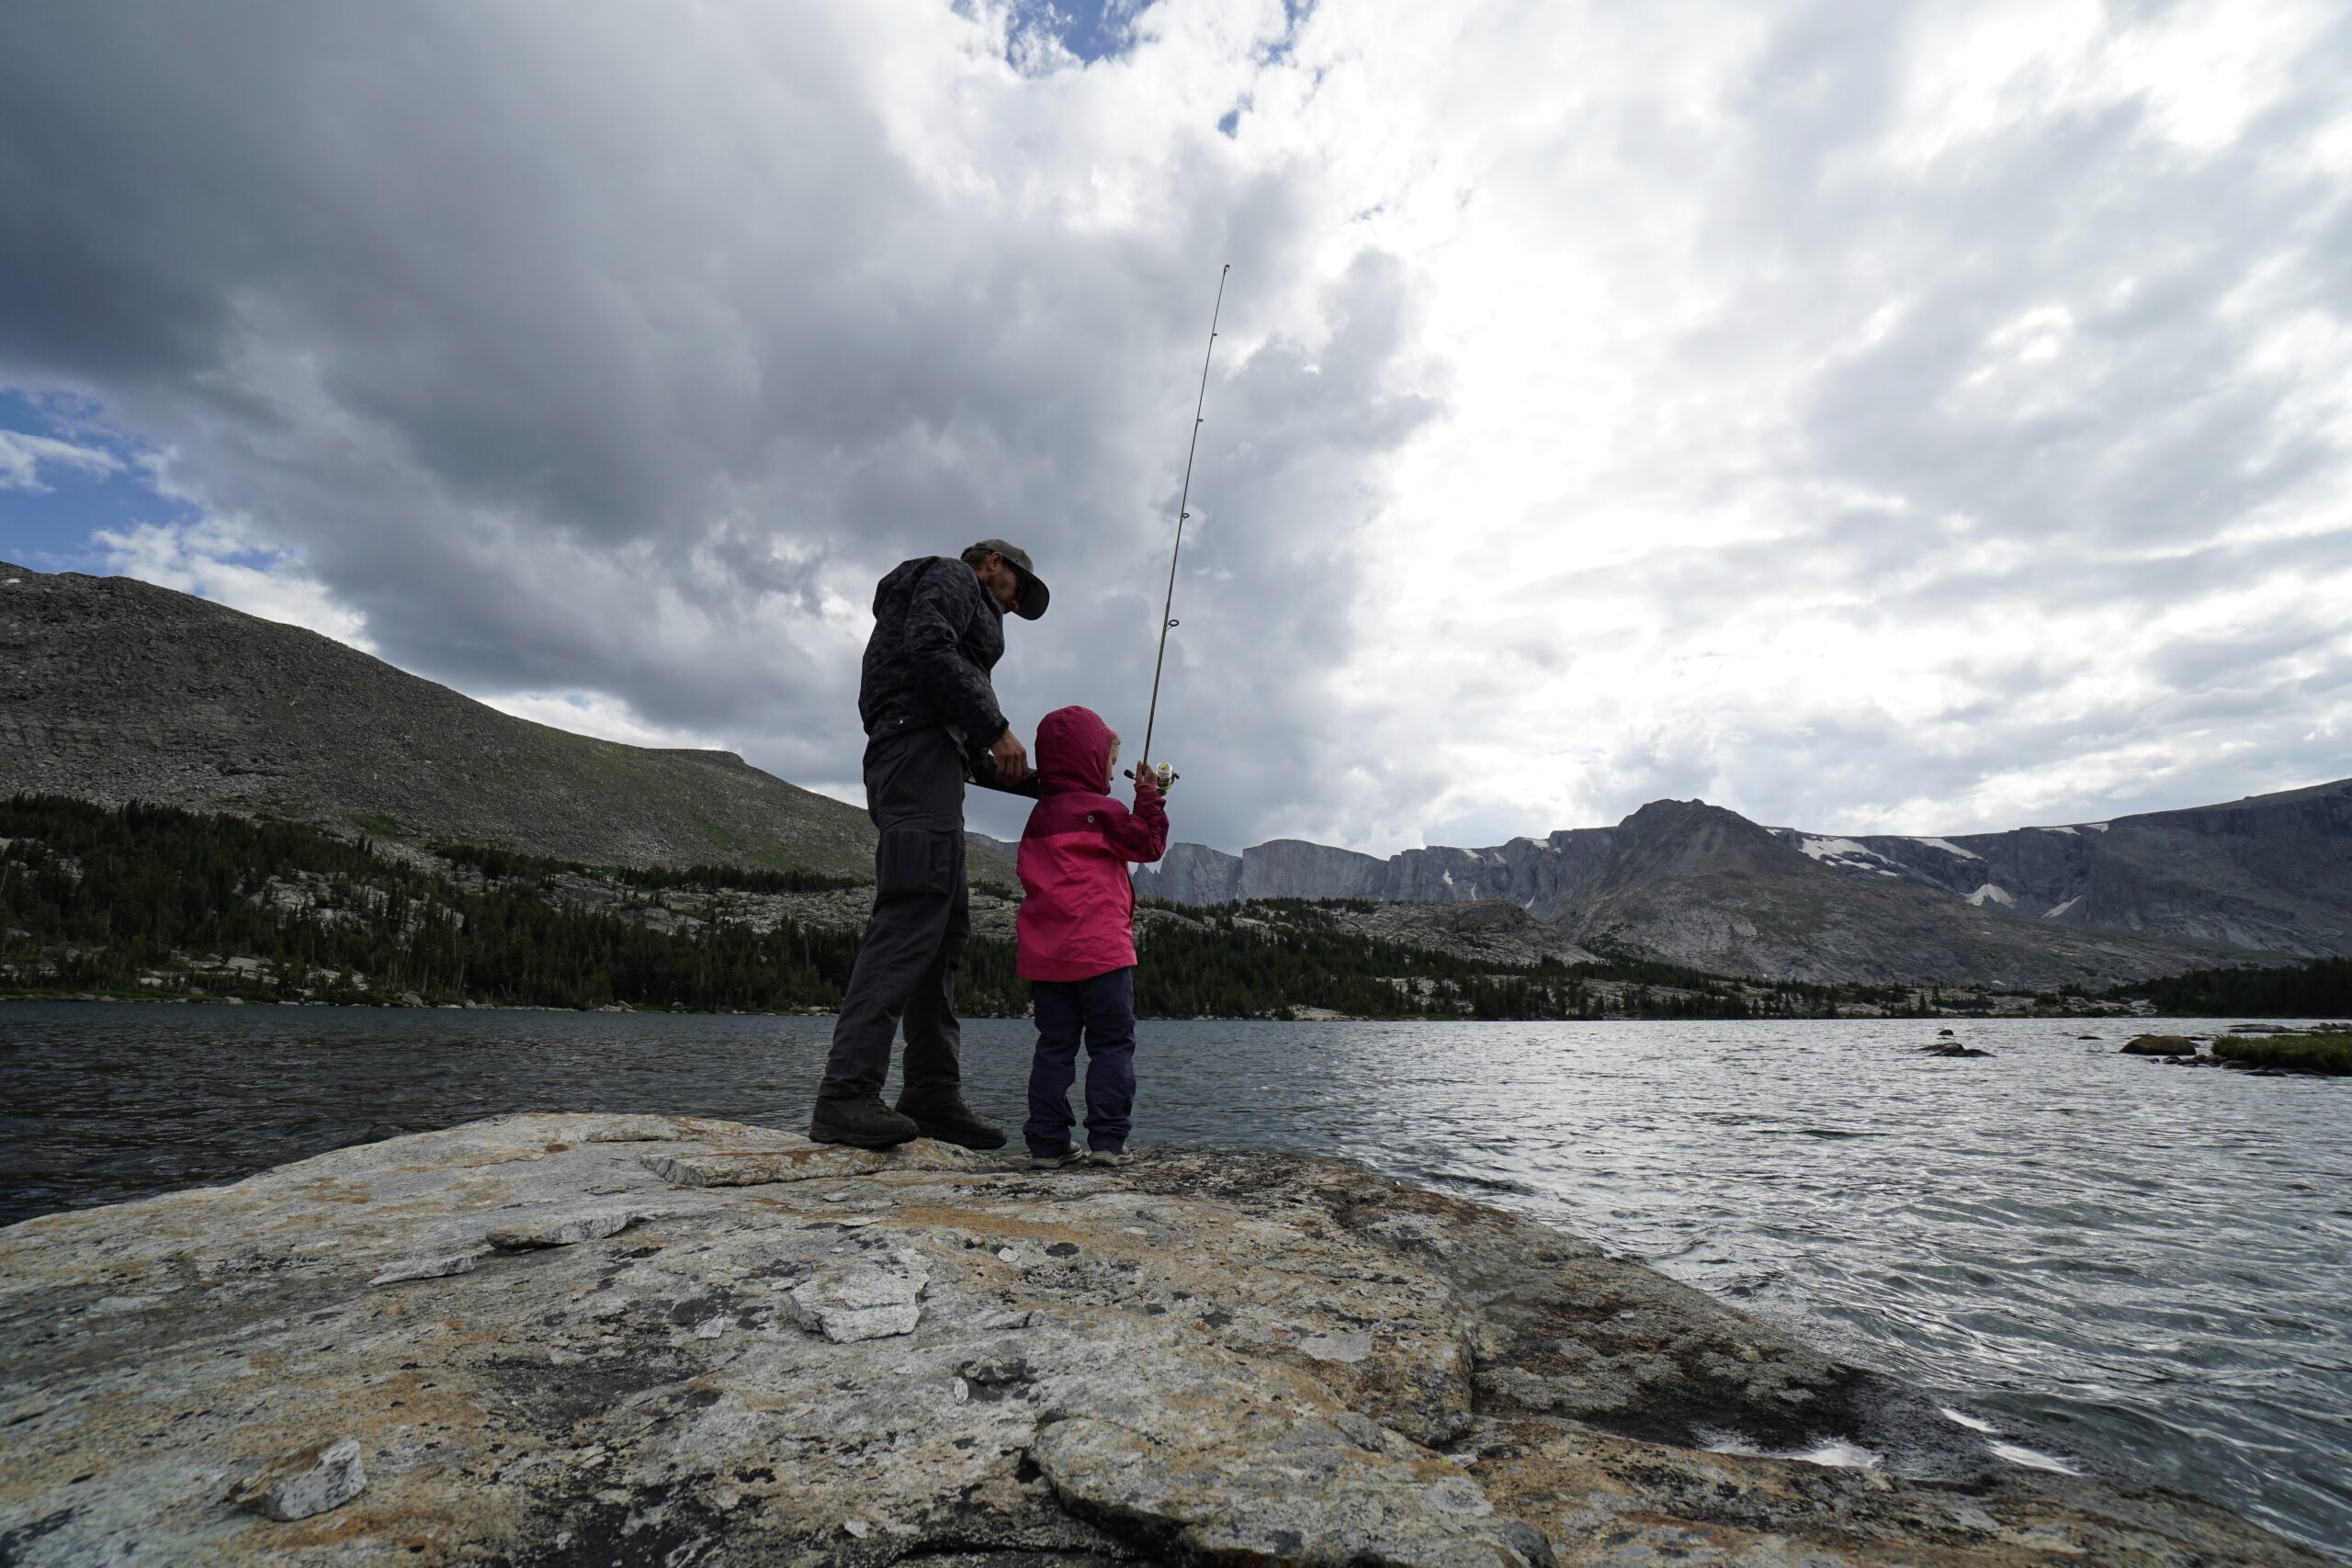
[816,724,970,1104]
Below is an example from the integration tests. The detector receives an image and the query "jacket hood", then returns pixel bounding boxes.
[871,558,913,615]
[1035,705,1115,795]
[875,557,1001,620]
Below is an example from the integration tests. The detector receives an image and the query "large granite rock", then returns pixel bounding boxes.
[0,1112,2327,1566]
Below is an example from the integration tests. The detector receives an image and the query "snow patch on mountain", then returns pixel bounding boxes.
[1965,883,2015,908]
[1909,836,1984,861]
[1795,836,1903,877]
[2043,896,2083,919]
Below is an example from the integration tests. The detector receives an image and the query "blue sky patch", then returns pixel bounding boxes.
[1003,0,1146,67]
[1258,0,1314,65]
[0,390,199,572]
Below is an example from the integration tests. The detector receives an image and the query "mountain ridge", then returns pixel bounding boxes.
[6,560,2330,990]
[1136,777,2352,961]
[0,561,889,878]
[1766,779,2352,955]
[1557,799,2235,988]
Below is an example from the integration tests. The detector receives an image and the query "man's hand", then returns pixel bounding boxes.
[989,727,1029,784]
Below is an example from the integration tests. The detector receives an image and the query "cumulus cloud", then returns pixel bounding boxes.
[1320,0,2352,844]
[0,428,121,491]
[2,0,2347,854]
[475,691,735,759]
[92,518,374,649]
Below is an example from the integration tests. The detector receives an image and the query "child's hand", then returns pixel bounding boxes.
[1130,760,1158,795]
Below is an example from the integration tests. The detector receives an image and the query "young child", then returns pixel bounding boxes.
[1015,705,1170,1169]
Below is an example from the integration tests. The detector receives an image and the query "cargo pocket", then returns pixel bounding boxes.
[876,827,951,897]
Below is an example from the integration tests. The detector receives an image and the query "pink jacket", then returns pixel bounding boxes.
[1015,705,1170,982]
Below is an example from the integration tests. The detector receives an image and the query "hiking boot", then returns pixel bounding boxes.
[808,1094,920,1149]
[895,1094,1008,1151]
[1086,1148,1132,1168]
[1029,1145,1084,1171]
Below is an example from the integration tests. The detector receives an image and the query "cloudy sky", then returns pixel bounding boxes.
[4,0,2348,855]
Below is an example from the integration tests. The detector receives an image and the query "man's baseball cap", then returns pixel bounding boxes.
[971,538,1049,620]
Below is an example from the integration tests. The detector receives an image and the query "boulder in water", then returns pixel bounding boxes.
[2121,1033,2199,1055]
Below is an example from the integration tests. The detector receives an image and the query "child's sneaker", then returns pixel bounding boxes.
[1029,1145,1083,1171]
[1086,1148,1132,1168]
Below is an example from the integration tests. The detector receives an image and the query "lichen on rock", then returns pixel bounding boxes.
[0,1111,2328,1566]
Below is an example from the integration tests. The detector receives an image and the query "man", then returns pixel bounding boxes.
[808,540,1049,1150]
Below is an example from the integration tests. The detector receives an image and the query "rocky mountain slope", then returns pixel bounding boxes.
[1138,780,2352,963]
[1766,778,2352,956]
[1558,800,2232,988]
[6,560,2326,987]
[0,562,880,878]
[0,1112,2324,1566]
[1137,829,1617,911]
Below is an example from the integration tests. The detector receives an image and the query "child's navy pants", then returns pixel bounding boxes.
[1025,967,1136,1156]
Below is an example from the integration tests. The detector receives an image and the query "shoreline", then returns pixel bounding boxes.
[1,1112,2333,1565]
[0,991,2168,1022]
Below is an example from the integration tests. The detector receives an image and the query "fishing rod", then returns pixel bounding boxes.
[1128,262,1229,791]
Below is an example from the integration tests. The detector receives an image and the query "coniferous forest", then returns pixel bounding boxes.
[0,794,2176,1020]
[2120,955,2352,1018]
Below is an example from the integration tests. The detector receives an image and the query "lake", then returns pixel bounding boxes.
[1,1003,2346,1554]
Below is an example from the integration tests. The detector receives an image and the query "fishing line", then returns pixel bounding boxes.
[1131,262,1229,787]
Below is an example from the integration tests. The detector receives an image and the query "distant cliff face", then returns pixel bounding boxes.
[1138,778,2351,963]
[1558,800,2232,988]
[1136,840,1248,903]
[0,563,892,877]
[1765,780,2352,957]
[1136,829,1618,913]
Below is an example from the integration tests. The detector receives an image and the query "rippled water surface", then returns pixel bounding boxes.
[3,1004,2347,1553]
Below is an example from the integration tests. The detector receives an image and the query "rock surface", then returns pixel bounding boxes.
[0,1112,2330,1566]
[228,1437,368,1522]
